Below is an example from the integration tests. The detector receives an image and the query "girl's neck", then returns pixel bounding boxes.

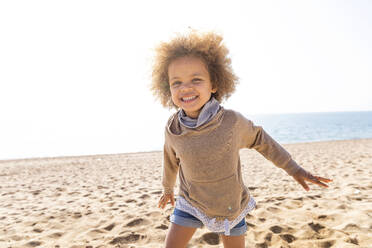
[178,97,220,128]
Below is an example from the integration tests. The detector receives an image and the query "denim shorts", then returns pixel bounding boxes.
[170,208,247,236]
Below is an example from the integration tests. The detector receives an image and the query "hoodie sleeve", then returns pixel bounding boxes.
[236,112,302,176]
[162,135,179,194]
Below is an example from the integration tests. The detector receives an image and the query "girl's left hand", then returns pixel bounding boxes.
[292,168,332,191]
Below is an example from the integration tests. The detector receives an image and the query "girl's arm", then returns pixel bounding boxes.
[237,112,331,190]
[158,141,179,209]
[161,141,179,195]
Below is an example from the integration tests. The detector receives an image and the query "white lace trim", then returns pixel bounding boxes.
[175,195,256,235]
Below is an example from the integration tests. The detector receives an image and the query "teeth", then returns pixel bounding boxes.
[182,96,197,101]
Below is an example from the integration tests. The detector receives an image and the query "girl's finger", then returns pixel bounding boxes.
[314,180,329,188]
[307,173,332,183]
[158,198,166,208]
[305,173,330,186]
[315,176,332,183]
[296,178,309,191]
[304,177,329,188]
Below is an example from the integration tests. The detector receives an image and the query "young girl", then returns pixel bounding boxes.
[151,31,332,248]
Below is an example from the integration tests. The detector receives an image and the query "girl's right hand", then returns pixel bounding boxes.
[158,193,175,209]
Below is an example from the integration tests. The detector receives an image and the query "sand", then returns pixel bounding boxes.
[0,139,371,248]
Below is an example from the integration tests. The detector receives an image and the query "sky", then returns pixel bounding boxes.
[0,0,371,160]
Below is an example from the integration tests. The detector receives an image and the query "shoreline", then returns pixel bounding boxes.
[1,137,371,163]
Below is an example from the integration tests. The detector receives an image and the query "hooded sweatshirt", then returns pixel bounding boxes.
[162,107,301,223]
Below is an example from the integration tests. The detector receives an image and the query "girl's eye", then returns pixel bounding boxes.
[192,78,202,83]
[171,81,181,87]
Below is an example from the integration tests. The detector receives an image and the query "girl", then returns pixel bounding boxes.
[151,31,332,248]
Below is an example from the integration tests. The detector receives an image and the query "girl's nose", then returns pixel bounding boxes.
[180,82,193,91]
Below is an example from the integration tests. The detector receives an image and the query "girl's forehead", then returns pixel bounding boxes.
[168,56,209,77]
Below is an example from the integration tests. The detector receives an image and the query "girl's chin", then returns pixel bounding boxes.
[181,102,200,110]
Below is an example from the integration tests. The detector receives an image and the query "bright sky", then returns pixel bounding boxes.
[1,0,371,160]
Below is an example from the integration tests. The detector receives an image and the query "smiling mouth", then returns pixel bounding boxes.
[181,96,198,102]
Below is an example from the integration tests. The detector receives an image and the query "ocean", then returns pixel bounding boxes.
[1,111,371,160]
[246,111,372,144]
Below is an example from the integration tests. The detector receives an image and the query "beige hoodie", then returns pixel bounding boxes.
[162,108,301,221]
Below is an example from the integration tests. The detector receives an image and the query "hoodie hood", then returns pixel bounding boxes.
[167,107,225,136]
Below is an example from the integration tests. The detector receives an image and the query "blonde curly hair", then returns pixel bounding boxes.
[151,30,239,108]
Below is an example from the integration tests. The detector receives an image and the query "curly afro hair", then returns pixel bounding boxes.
[151,30,239,108]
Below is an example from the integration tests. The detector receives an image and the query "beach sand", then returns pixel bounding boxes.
[0,139,371,248]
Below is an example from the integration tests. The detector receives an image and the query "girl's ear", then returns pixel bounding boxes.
[210,81,217,93]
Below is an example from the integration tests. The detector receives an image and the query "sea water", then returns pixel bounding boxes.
[246,111,372,144]
[1,111,371,160]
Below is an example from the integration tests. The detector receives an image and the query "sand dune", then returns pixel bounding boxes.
[0,139,371,247]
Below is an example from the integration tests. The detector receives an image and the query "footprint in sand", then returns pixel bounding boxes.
[25,240,42,247]
[266,206,280,213]
[269,225,283,234]
[109,233,146,245]
[72,212,82,218]
[275,196,285,201]
[156,224,168,230]
[201,232,220,245]
[255,241,269,248]
[67,191,80,195]
[85,210,93,215]
[151,190,162,195]
[346,236,359,245]
[104,223,115,231]
[52,193,62,197]
[264,232,272,241]
[31,190,42,196]
[336,204,348,209]
[97,185,108,189]
[342,223,361,232]
[10,235,23,241]
[308,222,325,233]
[307,194,321,200]
[146,211,162,218]
[126,218,148,227]
[246,222,256,228]
[48,232,64,238]
[279,234,296,243]
[86,229,105,238]
[139,194,150,199]
[319,240,335,248]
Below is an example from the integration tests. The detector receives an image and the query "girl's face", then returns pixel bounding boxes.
[168,56,217,119]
